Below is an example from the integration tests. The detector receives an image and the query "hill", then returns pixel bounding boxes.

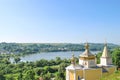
[0,42,118,55]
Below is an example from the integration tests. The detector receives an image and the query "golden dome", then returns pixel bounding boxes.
[80,42,95,57]
[85,42,89,49]
[71,54,76,65]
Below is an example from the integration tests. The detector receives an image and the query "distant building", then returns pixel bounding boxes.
[66,42,116,80]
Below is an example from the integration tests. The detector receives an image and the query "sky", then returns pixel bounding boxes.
[0,0,120,44]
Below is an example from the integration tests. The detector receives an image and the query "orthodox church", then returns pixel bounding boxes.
[66,43,116,80]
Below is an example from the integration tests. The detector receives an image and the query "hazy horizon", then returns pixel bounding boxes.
[0,0,120,44]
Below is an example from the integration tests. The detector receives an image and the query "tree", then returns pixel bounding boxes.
[44,66,54,73]
[6,74,15,80]
[42,72,52,80]
[17,71,23,80]
[55,63,65,80]
[35,68,43,76]
[14,57,21,63]
[55,72,65,80]
[2,58,10,64]
[55,57,61,64]
[24,70,35,80]
[0,74,5,80]
[96,52,102,64]
[112,48,120,68]
[58,63,66,73]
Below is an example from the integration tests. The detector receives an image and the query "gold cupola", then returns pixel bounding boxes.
[80,43,95,57]
[79,42,96,68]
[70,54,76,65]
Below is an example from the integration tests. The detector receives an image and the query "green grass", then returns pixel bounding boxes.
[101,71,120,80]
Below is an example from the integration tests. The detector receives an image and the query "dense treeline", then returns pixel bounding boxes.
[0,54,73,80]
[0,42,118,55]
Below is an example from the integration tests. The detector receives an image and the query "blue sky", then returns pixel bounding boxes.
[0,0,120,44]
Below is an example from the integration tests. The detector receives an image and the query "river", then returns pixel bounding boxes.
[10,51,100,62]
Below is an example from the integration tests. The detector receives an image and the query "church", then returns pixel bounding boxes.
[66,43,116,80]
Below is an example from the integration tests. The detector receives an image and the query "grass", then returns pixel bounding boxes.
[101,71,120,80]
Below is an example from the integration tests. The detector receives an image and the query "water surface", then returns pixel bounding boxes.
[19,51,100,62]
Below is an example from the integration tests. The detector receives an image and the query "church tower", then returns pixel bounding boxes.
[79,43,96,68]
[100,43,112,66]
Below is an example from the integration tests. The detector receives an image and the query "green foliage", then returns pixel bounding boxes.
[101,71,120,80]
[24,70,35,80]
[35,68,43,76]
[0,42,118,55]
[44,66,53,73]
[96,52,102,64]
[54,63,66,80]
[42,72,52,80]
[0,74,5,80]
[17,72,23,80]
[2,58,10,64]
[6,74,15,80]
[112,48,120,67]
[55,72,65,80]
[0,43,118,80]
[0,54,70,80]
[14,57,21,63]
